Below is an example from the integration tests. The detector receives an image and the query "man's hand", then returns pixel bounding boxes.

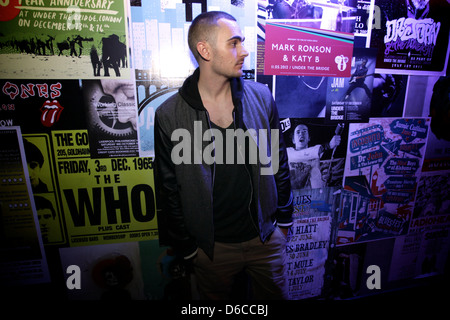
[329,135,341,149]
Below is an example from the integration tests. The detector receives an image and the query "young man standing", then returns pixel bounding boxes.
[154,11,292,300]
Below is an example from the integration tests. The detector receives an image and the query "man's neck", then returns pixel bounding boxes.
[198,69,231,102]
[197,69,234,128]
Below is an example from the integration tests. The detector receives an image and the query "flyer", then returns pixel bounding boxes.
[286,187,339,300]
[338,118,430,244]
[370,0,450,75]
[0,127,50,286]
[326,47,377,123]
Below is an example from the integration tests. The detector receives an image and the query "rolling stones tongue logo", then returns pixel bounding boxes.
[40,100,63,127]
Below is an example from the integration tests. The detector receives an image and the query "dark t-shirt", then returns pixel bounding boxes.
[210,121,259,242]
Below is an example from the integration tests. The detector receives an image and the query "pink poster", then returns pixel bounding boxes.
[264,22,354,77]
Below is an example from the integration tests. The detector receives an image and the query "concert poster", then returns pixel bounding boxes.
[326,47,377,123]
[339,117,430,245]
[370,0,450,75]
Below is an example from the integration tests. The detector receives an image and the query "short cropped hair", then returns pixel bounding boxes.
[188,11,237,62]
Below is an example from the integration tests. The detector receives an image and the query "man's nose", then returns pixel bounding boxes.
[241,44,249,57]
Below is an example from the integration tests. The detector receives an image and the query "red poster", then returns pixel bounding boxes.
[264,22,354,77]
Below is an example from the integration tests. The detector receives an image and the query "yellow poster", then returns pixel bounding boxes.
[52,130,158,246]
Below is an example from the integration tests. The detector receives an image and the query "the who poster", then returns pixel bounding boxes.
[0,0,130,79]
[370,0,450,75]
[339,118,430,245]
[51,129,158,247]
[286,187,339,300]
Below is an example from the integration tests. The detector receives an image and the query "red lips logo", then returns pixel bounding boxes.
[40,100,64,127]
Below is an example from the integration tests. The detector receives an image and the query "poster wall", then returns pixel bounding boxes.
[0,0,449,302]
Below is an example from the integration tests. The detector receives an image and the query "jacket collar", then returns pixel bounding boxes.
[179,67,244,111]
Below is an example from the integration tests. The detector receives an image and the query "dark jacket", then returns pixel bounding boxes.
[154,68,293,260]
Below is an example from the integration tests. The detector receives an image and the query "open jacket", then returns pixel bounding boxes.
[154,68,293,260]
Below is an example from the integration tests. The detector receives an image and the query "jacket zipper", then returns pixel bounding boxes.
[233,110,259,234]
[204,110,216,191]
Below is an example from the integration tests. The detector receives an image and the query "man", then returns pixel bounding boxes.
[34,195,56,244]
[287,123,341,189]
[344,58,372,101]
[154,11,293,300]
[23,139,49,193]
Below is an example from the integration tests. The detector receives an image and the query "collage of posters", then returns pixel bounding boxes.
[1,0,449,301]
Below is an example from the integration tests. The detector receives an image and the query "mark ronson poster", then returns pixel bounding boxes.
[0,127,50,286]
[286,187,339,300]
[370,0,450,75]
[0,0,130,79]
[264,22,354,77]
[338,118,430,245]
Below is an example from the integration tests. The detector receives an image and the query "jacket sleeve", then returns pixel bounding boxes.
[154,111,198,259]
[269,97,293,228]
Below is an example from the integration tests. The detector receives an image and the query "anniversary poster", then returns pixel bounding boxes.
[0,127,50,286]
[370,0,450,75]
[0,0,130,79]
[286,187,339,300]
[338,118,430,245]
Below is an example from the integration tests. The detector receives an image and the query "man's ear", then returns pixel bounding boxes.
[197,41,211,61]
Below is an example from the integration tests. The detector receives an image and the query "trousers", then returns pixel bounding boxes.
[192,227,288,300]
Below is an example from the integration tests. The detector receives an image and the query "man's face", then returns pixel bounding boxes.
[293,125,310,150]
[28,161,41,188]
[209,18,249,79]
